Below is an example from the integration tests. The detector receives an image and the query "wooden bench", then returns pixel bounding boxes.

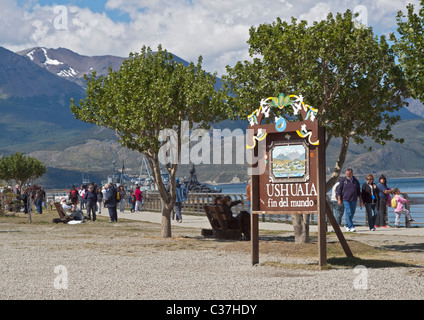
[203,205,242,240]
[53,202,73,224]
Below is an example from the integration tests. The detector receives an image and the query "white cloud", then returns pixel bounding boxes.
[0,0,35,46]
[0,0,421,75]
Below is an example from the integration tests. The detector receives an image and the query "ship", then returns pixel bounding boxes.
[182,165,222,193]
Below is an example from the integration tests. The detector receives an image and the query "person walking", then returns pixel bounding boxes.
[79,185,87,210]
[69,185,78,206]
[337,168,363,232]
[128,191,136,212]
[85,185,97,221]
[376,175,391,228]
[96,187,103,215]
[361,174,379,231]
[117,185,126,214]
[331,179,344,226]
[35,186,45,214]
[134,184,143,212]
[104,183,118,222]
[175,178,188,223]
[20,187,30,214]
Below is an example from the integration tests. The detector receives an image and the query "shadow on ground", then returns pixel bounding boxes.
[379,243,424,253]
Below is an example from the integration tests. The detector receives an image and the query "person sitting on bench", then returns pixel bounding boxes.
[222,196,251,241]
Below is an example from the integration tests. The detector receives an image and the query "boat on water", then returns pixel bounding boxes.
[101,158,221,194]
[182,165,222,193]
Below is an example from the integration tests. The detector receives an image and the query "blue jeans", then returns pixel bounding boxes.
[36,199,43,214]
[108,206,118,222]
[343,200,357,229]
[87,201,96,221]
[175,202,183,221]
[365,203,378,230]
[332,201,344,225]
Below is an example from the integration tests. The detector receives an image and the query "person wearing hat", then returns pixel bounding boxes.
[376,175,391,228]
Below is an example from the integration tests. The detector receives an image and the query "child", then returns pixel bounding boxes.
[128,191,136,213]
[392,188,415,228]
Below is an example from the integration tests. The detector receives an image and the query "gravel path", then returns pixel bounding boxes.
[1,218,423,301]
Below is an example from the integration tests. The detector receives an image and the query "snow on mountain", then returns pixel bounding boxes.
[0,46,84,98]
[41,48,63,66]
[57,67,78,78]
[17,47,125,88]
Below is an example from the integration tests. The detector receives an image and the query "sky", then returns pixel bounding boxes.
[1,0,421,75]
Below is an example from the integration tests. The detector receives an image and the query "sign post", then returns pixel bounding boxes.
[317,125,327,267]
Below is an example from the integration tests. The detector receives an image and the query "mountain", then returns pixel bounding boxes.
[394,103,423,120]
[0,47,86,98]
[16,47,225,91]
[335,118,424,178]
[16,47,125,88]
[0,46,91,153]
[405,99,424,118]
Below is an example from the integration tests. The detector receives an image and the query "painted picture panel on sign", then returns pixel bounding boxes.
[272,144,306,178]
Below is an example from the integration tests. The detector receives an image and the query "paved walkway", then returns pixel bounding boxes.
[108,209,424,237]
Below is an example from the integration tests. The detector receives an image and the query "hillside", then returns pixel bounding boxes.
[338,119,424,178]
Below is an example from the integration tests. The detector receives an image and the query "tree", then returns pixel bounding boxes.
[71,45,225,238]
[222,11,408,242]
[0,153,47,188]
[391,0,424,102]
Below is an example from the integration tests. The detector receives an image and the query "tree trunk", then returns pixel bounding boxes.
[161,201,172,238]
[292,214,310,243]
[146,155,176,238]
[326,135,350,193]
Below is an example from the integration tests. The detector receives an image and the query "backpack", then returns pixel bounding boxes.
[391,196,397,208]
[104,188,117,207]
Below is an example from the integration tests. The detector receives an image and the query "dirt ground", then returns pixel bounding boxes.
[1,208,424,270]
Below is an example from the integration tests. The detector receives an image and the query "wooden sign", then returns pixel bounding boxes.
[247,94,320,215]
[256,125,319,215]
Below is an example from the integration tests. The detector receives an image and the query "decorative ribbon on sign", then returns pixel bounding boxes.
[246,128,268,149]
[247,93,319,149]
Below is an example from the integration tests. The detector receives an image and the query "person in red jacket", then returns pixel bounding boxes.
[134,184,143,212]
